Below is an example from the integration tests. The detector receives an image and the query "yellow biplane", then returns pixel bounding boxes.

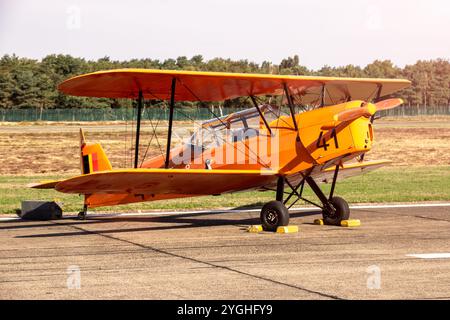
[32,69,410,230]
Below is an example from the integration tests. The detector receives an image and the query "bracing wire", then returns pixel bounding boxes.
[253,95,292,129]
[140,91,178,166]
[140,102,165,167]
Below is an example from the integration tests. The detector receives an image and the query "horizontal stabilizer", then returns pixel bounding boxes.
[28,180,62,189]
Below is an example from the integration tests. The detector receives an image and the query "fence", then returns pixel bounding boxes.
[0,105,449,122]
[0,107,247,122]
[378,105,450,117]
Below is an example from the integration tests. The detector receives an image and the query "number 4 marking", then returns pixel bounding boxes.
[316,128,339,150]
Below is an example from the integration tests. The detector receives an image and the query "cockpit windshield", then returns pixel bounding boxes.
[188,104,281,150]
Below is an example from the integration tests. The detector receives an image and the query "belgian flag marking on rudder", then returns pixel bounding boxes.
[82,152,98,174]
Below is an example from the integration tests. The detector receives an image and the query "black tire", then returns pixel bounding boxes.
[260,201,289,231]
[322,196,350,226]
[77,211,86,220]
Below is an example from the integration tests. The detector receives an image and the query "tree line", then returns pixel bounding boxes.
[0,54,449,109]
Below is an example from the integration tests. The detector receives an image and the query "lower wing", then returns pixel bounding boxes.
[30,161,389,207]
[31,168,278,195]
[314,159,391,183]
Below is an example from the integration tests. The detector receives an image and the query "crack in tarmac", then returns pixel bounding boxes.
[53,220,344,300]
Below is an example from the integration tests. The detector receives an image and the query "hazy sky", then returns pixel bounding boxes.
[1,0,449,70]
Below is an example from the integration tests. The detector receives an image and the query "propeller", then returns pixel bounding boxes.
[332,98,404,162]
[374,98,404,111]
[333,103,376,122]
[333,98,404,122]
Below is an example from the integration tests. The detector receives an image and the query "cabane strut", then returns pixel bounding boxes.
[134,90,144,168]
[165,78,177,169]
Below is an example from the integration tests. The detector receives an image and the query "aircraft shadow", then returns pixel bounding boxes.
[7,209,321,238]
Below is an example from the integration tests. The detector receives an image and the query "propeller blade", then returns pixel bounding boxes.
[333,104,376,122]
[333,98,403,123]
[374,98,404,111]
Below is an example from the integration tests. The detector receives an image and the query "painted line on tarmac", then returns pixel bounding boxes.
[0,217,21,221]
[81,203,450,218]
[349,203,450,209]
[87,202,450,217]
[1,203,449,222]
[406,253,450,259]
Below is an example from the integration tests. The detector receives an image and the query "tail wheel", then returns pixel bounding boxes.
[322,196,350,226]
[77,205,88,220]
[260,201,289,231]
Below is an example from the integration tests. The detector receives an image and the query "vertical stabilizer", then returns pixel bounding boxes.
[79,129,112,174]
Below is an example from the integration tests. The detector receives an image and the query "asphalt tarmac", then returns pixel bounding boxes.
[1,204,450,300]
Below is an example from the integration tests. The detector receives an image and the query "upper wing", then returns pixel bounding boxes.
[44,168,278,195]
[58,69,411,105]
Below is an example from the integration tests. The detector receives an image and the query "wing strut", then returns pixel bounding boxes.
[250,96,272,136]
[374,83,383,102]
[360,83,383,163]
[283,83,299,131]
[369,84,383,123]
[320,84,325,107]
[165,78,176,169]
[134,90,143,168]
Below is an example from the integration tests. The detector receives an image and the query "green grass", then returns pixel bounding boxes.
[1,165,449,214]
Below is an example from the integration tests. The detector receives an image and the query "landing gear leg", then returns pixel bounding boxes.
[304,165,350,225]
[77,204,88,220]
[260,176,289,231]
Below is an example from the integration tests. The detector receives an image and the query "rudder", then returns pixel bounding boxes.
[80,129,112,174]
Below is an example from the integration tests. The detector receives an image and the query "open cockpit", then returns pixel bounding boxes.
[188,104,284,150]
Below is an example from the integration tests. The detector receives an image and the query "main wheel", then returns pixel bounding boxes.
[260,201,289,231]
[322,196,350,226]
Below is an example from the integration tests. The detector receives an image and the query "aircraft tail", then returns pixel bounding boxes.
[80,129,112,174]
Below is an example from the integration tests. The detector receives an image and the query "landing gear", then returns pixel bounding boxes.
[260,176,290,231]
[303,164,350,226]
[260,201,289,231]
[77,204,88,220]
[322,196,349,226]
[269,164,351,226]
